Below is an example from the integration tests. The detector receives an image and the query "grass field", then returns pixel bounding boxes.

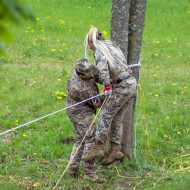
[0,0,190,189]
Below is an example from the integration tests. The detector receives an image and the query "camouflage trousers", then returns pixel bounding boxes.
[67,110,96,175]
[96,76,137,145]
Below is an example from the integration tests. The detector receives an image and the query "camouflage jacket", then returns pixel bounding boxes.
[66,71,101,115]
[94,40,132,86]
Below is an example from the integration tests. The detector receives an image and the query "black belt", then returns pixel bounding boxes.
[116,75,130,84]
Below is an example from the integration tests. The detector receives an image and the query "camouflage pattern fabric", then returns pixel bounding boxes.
[66,70,100,175]
[94,40,133,86]
[93,40,137,145]
[96,77,137,144]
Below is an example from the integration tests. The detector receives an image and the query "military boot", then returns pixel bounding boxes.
[81,141,104,161]
[84,173,105,183]
[101,142,124,166]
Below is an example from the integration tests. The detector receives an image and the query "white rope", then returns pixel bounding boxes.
[128,63,141,68]
[0,92,107,136]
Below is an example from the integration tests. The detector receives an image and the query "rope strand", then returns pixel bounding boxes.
[52,96,108,190]
[0,92,107,136]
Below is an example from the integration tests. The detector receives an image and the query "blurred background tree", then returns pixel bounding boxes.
[0,0,34,55]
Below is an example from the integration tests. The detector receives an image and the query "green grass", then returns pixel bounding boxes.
[0,0,190,189]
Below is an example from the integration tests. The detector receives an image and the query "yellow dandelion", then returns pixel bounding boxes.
[172,83,176,86]
[42,37,46,40]
[63,43,66,46]
[155,94,159,97]
[181,91,184,94]
[23,134,27,138]
[51,49,57,52]
[41,29,44,32]
[58,78,61,81]
[154,53,159,56]
[59,49,63,52]
[184,86,187,89]
[163,134,168,138]
[153,74,157,77]
[31,29,35,32]
[153,40,156,43]
[58,19,65,24]
[55,91,60,95]
[33,182,41,187]
[36,17,40,21]
[56,96,63,100]
[59,91,67,97]
[102,30,108,36]
[156,41,160,44]
[177,131,181,135]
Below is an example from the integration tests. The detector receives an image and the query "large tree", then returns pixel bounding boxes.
[111,0,147,160]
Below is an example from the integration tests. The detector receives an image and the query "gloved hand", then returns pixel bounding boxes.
[103,86,112,96]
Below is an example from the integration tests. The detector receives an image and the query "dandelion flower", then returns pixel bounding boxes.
[51,49,57,52]
[102,30,108,36]
[163,134,168,138]
[58,19,65,24]
[23,134,27,137]
[36,17,40,21]
[56,96,63,100]
[155,94,159,97]
[33,182,41,187]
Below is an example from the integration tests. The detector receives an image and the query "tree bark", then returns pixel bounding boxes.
[111,0,130,57]
[111,0,147,160]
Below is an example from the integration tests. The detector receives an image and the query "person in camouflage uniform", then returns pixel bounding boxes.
[66,58,104,182]
[82,27,137,165]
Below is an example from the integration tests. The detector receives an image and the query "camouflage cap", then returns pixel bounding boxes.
[75,58,93,75]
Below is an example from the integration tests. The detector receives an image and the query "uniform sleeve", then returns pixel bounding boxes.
[94,49,111,86]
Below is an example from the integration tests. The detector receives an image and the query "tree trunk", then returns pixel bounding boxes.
[111,0,147,160]
[111,0,130,57]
